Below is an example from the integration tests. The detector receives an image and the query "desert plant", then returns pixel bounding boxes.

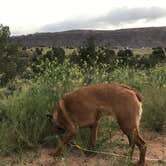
[142,86,166,132]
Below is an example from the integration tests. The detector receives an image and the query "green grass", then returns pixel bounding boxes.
[113,48,152,56]
[142,86,166,132]
[132,48,152,56]
[0,60,165,155]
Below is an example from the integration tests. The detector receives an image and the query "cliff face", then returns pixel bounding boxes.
[12,27,166,48]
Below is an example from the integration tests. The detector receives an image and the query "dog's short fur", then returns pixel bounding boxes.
[49,83,147,166]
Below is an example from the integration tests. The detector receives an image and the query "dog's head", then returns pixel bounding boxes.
[46,111,65,135]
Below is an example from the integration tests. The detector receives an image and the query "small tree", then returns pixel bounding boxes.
[100,48,116,65]
[44,50,54,61]
[78,36,97,66]
[35,47,43,55]
[150,47,166,66]
[0,25,21,86]
[0,24,10,50]
[117,49,134,66]
[52,47,65,64]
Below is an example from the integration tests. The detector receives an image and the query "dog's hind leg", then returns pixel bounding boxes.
[134,130,147,166]
[127,131,135,160]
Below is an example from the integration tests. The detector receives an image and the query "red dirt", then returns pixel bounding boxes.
[0,131,165,166]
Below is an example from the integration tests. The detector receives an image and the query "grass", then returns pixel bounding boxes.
[0,151,134,166]
[113,48,152,56]
[142,86,166,132]
[31,47,153,56]
[0,60,165,156]
[132,48,152,56]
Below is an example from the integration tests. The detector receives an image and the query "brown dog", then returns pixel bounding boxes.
[48,83,147,166]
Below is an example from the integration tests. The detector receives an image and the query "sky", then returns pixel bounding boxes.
[0,0,166,35]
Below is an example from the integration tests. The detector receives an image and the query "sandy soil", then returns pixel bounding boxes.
[0,131,165,166]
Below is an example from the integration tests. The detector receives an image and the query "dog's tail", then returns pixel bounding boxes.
[119,84,142,102]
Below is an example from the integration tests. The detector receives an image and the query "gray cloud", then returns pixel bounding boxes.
[41,19,95,32]
[40,7,166,32]
[98,7,166,24]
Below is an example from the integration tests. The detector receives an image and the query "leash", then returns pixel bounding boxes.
[70,143,166,162]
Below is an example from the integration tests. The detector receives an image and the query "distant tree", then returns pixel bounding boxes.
[78,36,97,66]
[0,25,25,86]
[35,47,43,55]
[0,24,10,50]
[44,50,54,61]
[150,47,166,66]
[100,48,116,65]
[22,46,27,50]
[139,56,151,68]
[72,38,117,67]
[117,49,134,66]
[42,47,66,63]
[31,47,66,74]
[69,50,80,65]
[52,47,65,64]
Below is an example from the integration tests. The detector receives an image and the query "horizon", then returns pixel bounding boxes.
[11,25,166,37]
[1,0,166,35]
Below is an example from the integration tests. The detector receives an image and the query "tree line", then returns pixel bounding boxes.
[0,25,166,86]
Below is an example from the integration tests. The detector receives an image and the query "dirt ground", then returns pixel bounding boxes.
[0,131,165,166]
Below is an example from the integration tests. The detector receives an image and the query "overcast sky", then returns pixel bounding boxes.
[0,0,166,35]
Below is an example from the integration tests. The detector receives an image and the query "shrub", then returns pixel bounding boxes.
[142,86,166,132]
[0,60,165,155]
[0,83,54,154]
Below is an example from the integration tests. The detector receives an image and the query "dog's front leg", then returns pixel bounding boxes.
[88,122,99,149]
[50,130,76,156]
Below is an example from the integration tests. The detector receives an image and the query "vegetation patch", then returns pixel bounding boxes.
[0,25,165,157]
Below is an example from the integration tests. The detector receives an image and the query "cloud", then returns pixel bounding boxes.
[98,7,166,24]
[40,19,95,32]
[40,7,166,32]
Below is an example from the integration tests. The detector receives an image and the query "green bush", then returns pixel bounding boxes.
[142,86,166,132]
[0,84,54,154]
[0,60,165,155]
[0,60,83,154]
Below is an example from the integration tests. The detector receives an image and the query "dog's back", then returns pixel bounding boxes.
[62,83,141,129]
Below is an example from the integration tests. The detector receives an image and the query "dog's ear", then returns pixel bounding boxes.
[46,113,52,121]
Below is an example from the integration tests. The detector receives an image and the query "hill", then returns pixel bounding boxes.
[12,27,166,48]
